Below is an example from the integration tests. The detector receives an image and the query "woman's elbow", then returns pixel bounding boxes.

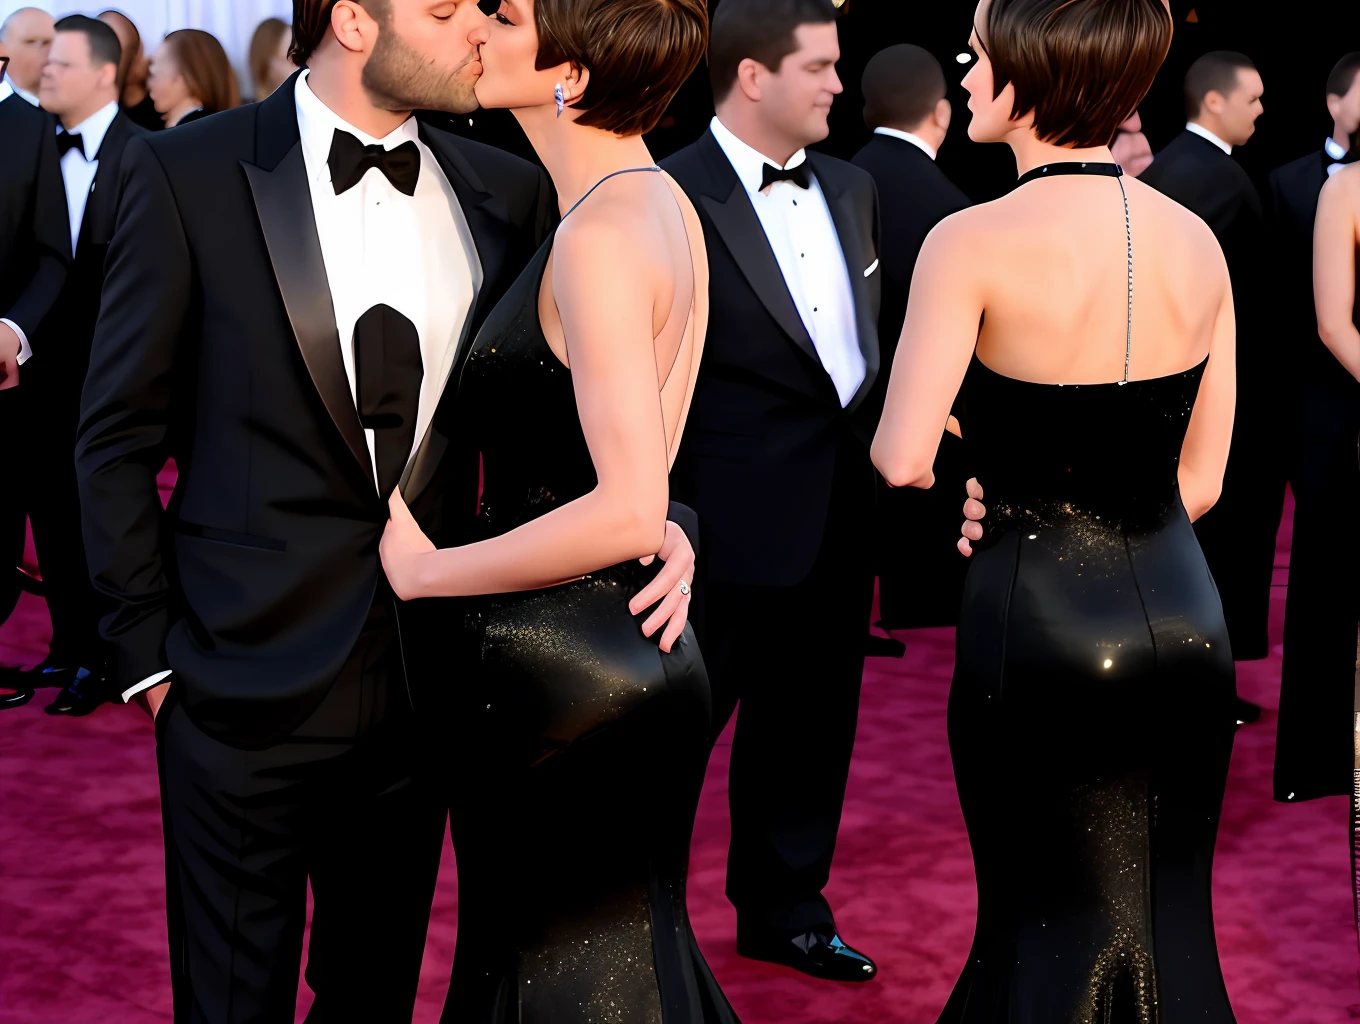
[872,443,934,490]
[613,496,669,560]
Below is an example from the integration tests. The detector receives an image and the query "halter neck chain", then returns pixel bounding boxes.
[1015,161,1132,384]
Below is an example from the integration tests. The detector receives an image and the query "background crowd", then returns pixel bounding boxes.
[1,0,1358,1019]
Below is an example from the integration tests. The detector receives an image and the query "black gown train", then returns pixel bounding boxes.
[409,170,739,1024]
[939,164,1238,1024]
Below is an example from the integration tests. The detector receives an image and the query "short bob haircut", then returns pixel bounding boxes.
[981,0,1173,149]
[535,0,709,137]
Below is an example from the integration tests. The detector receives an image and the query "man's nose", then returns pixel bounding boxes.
[468,21,490,45]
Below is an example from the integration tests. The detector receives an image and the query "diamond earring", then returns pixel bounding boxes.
[554,83,565,118]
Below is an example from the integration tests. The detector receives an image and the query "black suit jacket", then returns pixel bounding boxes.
[662,128,881,587]
[851,133,969,421]
[0,93,68,344]
[76,76,555,745]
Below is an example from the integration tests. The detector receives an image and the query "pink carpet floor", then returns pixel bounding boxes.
[2,491,1357,1023]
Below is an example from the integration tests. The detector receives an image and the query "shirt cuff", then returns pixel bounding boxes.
[1,318,32,364]
[121,670,172,704]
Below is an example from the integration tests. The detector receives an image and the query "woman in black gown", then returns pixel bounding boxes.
[378,1,737,1021]
[873,1,1239,1020]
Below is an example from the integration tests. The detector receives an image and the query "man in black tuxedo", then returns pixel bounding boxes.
[1271,51,1360,802]
[664,0,882,982]
[852,43,970,634]
[1142,52,1280,680]
[76,2,695,1019]
[0,39,68,649]
[4,16,142,714]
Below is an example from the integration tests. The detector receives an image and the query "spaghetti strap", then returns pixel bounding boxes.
[563,166,662,221]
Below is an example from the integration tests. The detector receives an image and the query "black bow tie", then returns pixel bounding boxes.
[327,129,421,197]
[761,162,810,191]
[56,130,84,159]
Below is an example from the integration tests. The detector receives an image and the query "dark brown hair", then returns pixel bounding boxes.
[534,0,708,137]
[1182,51,1255,119]
[1326,51,1360,99]
[982,0,1172,149]
[862,43,946,131]
[163,29,241,115]
[709,0,838,105]
[290,0,389,67]
[250,17,291,97]
[54,14,122,72]
[98,10,141,93]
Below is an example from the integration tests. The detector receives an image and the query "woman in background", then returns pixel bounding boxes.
[97,9,160,131]
[147,28,239,128]
[248,17,293,101]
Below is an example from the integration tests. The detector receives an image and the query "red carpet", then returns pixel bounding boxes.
[2,490,1358,1023]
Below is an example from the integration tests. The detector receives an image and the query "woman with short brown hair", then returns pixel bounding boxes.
[377,0,738,1020]
[874,1,1240,1019]
[147,28,239,127]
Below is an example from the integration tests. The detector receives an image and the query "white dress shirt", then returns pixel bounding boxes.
[1185,121,1233,155]
[121,73,483,704]
[0,80,12,104]
[1326,137,1350,178]
[873,126,938,162]
[709,116,865,407]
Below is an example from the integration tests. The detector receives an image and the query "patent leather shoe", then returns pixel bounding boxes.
[44,668,112,716]
[737,924,877,982]
[1,685,33,709]
[1235,697,1261,725]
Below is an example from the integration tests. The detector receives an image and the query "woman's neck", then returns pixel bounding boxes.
[1007,130,1116,179]
[515,107,655,215]
[166,97,202,127]
[123,81,147,107]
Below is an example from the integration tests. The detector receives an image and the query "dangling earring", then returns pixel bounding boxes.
[554,83,565,118]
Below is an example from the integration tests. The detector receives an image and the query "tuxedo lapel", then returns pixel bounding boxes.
[85,113,135,246]
[242,80,373,484]
[808,152,880,413]
[694,130,822,372]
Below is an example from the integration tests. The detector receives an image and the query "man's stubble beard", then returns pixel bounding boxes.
[361,25,479,115]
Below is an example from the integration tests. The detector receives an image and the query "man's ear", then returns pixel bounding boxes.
[935,97,952,132]
[329,0,379,56]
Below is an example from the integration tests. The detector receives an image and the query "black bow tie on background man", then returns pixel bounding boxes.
[328,128,421,197]
[353,303,423,498]
[761,162,811,191]
[56,130,84,159]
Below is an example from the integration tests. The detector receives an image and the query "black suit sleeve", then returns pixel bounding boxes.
[4,129,69,339]
[76,137,193,687]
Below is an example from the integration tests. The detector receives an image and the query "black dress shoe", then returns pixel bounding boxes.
[864,633,906,659]
[1234,697,1262,724]
[44,668,111,716]
[0,686,34,709]
[737,924,878,982]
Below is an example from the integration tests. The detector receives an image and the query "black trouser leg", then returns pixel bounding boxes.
[0,388,25,627]
[159,614,446,1024]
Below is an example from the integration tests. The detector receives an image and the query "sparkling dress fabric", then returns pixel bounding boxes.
[415,226,739,1024]
[939,355,1239,1024]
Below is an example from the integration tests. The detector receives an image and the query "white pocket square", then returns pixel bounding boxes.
[864,259,879,278]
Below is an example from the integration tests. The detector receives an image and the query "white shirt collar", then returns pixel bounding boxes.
[710,116,808,194]
[6,77,39,106]
[873,126,938,162]
[1325,137,1348,162]
[1185,121,1232,156]
[295,69,420,187]
[0,80,12,104]
[59,100,120,160]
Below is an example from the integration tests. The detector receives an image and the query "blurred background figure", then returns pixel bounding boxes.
[852,43,970,640]
[0,6,53,106]
[1111,110,1154,176]
[1270,50,1360,805]
[147,27,238,128]
[1142,51,1277,724]
[247,15,291,101]
[97,9,160,132]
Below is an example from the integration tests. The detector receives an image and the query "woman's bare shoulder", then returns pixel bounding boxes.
[1320,162,1360,206]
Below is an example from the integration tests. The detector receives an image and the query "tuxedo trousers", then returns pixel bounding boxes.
[156,603,447,1024]
[695,446,875,934]
[0,388,24,625]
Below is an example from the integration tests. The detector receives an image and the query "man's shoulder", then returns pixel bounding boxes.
[421,120,543,189]
[807,149,876,204]
[1269,150,1321,193]
[659,134,713,188]
[139,103,258,169]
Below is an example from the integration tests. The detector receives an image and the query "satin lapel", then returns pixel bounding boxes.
[86,114,135,245]
[242,90,372,483]
[808,152,880,413]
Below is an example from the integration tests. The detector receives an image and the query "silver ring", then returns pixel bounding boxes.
[679,579,691,597]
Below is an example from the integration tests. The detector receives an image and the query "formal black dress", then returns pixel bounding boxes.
[412,172,739,1024]
[939,165,1237,1023]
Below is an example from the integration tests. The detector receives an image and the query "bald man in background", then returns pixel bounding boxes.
[0,7,53,106]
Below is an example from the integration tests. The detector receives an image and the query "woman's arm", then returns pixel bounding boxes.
[1314,168,1360,382]
[1178,249,1236,523]
[871,215,983,489]
[382,209,671,600]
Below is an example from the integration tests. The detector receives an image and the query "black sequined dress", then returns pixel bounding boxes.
[938,164,1238,1024]
[416,171,739,1024]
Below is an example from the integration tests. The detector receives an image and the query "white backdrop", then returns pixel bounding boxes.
[0,0,292,96]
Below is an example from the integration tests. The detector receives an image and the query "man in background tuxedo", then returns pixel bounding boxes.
[4,16,142,715]
[0,7,53,107]
[664,0,882,982]
[852,43,970,634]
[1270,51,1360,803]
[1142,52,1278,696]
